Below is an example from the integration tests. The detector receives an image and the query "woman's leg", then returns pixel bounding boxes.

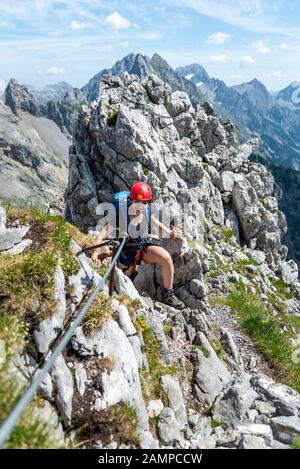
[142,245,174,289]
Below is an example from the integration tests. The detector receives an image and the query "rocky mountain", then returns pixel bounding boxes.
[0,99,68,209]
[81,52,300,173]
[2,71,300,449]
[3,55,300,268]
[251,152,300,268]
[67,72,287,272]
[5,79,87,140]
[5,78,42,117]
[81,53,203,106]
[176,64,300,170]
[43,88,87,139]
[276,81,300,110]
[27,81,74,105]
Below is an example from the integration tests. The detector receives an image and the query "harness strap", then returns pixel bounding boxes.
[133,249,141,270]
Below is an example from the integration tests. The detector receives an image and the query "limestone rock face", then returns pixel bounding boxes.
[5,79,41,117]
[3,67,300,450]
[0,99,68,208]
[65,72,235,231]
[65,72,288,271]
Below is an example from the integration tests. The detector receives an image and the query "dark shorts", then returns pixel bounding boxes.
[118,238,158,269]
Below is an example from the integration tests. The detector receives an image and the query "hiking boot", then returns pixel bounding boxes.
[162,288,185,310]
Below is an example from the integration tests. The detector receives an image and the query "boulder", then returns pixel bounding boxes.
[271,416,300,444]
[213,374,258,427]
[161,374,187,429]
[251,374,300,416]
[280,260,299,286]
[192,333,232,406]
[158,407,183,445]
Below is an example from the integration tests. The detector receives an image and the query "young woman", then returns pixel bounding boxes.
[92,182,185,310]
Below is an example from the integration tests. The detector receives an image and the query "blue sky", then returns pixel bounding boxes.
[0,0,299,92]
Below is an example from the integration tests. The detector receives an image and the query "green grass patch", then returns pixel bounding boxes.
[224,285,300,392]
[149,415,159,434]
[291,436,300,449]
[95,264,108,277]
[0,359,62,448]
[220,228,235,243]
[211,418,223,429]
[82,293,113,336]
[267,291,288,315]
[140,327,178,404]
[192,343,210,358]
[75,401,138,447]
[105,104,118,127]
[207,295,227,309]
[272,279,294,300]
[163,324,172,337]
[236,258,259,268]
[134,314,149,335]
[211,339,225,359]
[0,250,58,323]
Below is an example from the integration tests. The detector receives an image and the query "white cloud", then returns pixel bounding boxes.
[138,31,162,41]
[48,67,65,75]
[254,40,270,54]
[42,67,66,75]
[242,55,256,64]
[209,54,229,63]
[207,32,231,45]
[105,11,131,30]
[0,1,105,26]
[280,42,290,49]
[262,70,287,79]
[164,0,300,38]
[121,41,130,47]
[70,20,93,31]
[49,31,62,37]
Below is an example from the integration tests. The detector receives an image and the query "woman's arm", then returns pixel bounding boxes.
[91,223,114,265]
[151,215,183,239]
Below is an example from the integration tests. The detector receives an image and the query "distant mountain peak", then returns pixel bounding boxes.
[5,78,41,116]
[81,52,204,105]
[176,63,210,84]
[248,78,268,91]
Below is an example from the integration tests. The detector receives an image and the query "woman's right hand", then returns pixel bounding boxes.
[92,252,101,266]
[170,227,184,239]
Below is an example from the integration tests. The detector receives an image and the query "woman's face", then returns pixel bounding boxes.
[130,200,148,214]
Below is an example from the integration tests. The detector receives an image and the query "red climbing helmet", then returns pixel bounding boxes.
[129,182,153,201]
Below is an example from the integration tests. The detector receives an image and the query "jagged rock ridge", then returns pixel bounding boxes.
[81,53,203,106]
[0,99,68,208]
[66,72,288,272]
[176,64,300,171]
[5,78,87,140]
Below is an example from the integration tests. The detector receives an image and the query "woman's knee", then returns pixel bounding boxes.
[159,250,173,267]
[143,246,173,267]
